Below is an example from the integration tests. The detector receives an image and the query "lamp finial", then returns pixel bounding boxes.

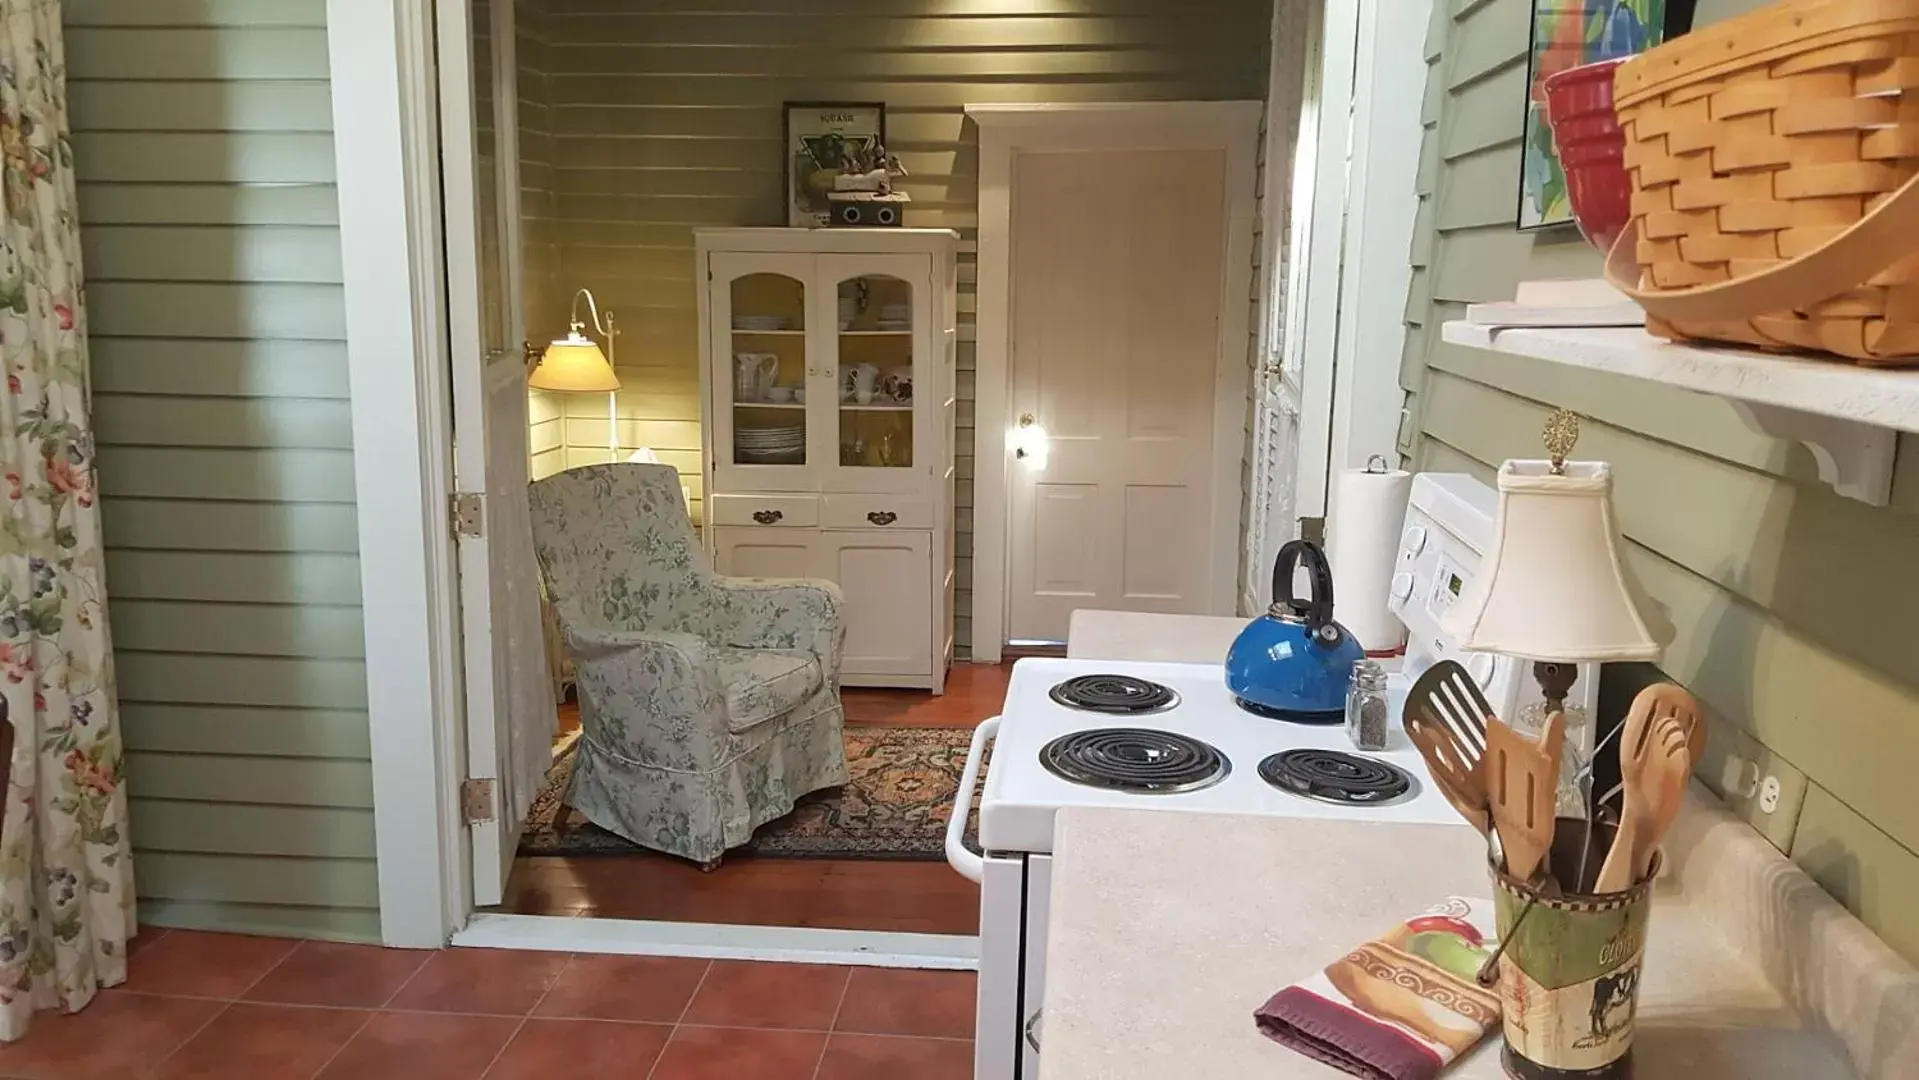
[1543,409,1580,474]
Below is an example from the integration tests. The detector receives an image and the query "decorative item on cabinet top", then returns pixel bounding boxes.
[783,101,886,228]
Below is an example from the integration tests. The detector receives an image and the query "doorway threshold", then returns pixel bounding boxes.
[454,913,980,971]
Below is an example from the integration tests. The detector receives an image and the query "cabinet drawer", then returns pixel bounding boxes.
[709,493,819,528]
[822,495,932,530]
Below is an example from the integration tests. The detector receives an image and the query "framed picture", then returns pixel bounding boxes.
[784,102,887,228]
[1518,0,1667,229]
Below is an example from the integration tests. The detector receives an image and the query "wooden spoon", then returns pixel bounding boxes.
[1485,711,1564,884]
[1595,708,1691,891]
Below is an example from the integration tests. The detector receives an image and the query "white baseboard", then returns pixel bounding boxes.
[453,913,980,970]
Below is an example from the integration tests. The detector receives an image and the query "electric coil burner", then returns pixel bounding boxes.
[1039,728,1227,794]
[1048,674,1179,715]
[1258,748,1416,806]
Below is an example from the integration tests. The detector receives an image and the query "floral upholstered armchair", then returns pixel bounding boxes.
[527,464,850,866]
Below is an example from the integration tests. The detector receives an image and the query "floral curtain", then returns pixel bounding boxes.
[0,0,134,1042]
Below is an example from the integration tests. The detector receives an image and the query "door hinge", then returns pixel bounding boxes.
[451,492,484,538]
[461,778,496,824]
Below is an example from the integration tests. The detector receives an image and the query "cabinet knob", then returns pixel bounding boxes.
[752,509,783,525]
[867,510,898,526]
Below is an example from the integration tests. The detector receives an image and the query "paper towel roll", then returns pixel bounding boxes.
[1329,463,1413,652]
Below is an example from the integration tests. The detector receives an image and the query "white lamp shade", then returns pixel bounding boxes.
[1440,459,1664,662]
[530,334,620,392]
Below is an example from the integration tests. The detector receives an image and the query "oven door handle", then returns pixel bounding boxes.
[944,715,998,883]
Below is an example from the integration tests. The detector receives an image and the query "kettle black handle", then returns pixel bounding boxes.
[1272,539,1338,639]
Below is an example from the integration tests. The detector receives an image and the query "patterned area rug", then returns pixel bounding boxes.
[518,725,982,860]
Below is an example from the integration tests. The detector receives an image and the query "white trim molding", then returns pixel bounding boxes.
[328,0,470,947]
[1330,0,1427,473]
[456,915,980,971]
[966,101,1262,662]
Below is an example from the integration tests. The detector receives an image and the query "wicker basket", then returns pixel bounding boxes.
[1606,0,1919,364]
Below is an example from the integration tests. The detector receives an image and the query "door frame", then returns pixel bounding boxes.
[1289,0,1429,527]
[328,0,470,946]
[966,101,1262,662]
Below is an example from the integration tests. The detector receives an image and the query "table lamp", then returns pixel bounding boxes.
[528,288,637,462]
[1439,411,1665,809]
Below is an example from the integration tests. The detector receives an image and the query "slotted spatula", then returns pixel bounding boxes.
[1404,661,1494,832]
[1485,710,1563,884]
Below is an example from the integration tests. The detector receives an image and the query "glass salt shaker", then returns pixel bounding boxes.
[1345,659,1391,752]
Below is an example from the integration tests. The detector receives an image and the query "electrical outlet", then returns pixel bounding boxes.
[1759,775,1782,814]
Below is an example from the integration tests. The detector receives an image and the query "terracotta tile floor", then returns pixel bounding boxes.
[0,930,976,1080]
[505,664,1012,933]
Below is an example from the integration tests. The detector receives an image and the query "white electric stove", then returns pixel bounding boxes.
[943,472,1602,1080]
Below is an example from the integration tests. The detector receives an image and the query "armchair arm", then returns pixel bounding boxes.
[561,624,728,768]
[708,576,846,674]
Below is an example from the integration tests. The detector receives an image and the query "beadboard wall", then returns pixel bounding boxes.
[65,0,379,940]
[518,0,568,481]
[1402,0,1919,963]
[524,0,1275,651]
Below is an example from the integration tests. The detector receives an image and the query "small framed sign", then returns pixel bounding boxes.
[783,101,887,228]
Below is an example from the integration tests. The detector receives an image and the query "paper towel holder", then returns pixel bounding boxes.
[1365,454,1393,474]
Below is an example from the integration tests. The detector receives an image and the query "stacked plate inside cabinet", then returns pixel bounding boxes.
[877,303,911,331]
[733,315,788,331]
[736,425,806,464]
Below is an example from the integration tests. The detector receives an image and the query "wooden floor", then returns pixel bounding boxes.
[499,663,1012,934]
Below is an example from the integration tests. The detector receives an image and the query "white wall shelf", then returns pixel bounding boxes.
[1440,322,1918,506]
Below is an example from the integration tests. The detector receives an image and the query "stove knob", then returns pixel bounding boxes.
[1390,572,1415,602]
[1467,652,1497,688]
[1400,525,1428,557]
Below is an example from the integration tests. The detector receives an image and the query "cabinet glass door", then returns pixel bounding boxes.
[711,253,815,489]
[819,255,927,493]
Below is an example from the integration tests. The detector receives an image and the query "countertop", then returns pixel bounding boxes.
[1038,802,1906,1079]
[1064,609,1248,664]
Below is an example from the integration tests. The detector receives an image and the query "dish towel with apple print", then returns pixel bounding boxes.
[1256,898,1500,1080]
[0,0,135,1043]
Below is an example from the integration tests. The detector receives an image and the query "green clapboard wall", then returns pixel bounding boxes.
[66,0,380,941]
[1403,0,1919,962]
[523,0,1276,652]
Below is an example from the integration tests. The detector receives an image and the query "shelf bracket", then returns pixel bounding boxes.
[1725,401,1895,506]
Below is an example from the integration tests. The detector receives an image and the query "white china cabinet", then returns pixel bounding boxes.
[696,228,958,692]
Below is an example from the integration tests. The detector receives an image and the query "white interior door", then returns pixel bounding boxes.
[441,0,555,907]
[1005,148,1228,644]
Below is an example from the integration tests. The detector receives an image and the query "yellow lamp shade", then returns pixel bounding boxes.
[530,334,620,392]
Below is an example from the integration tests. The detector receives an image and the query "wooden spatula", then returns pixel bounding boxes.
[1595,708,1691,891]
[1634,714,1692,880]
[1636,682,1707,769]
[1485,711,1563,884]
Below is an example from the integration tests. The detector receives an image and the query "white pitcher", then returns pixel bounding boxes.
[734,353,779,402]
[843,363,880,404]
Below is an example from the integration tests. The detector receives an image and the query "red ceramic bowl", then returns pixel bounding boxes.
[1543,58,1631,252]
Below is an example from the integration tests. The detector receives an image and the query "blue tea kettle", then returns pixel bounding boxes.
[1226,539,1364,723]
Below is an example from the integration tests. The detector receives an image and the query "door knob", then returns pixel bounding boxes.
[1012,414,1049,469]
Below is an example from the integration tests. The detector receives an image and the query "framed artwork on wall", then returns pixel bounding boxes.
[783,102,887,228]
[1518,0,1667,229]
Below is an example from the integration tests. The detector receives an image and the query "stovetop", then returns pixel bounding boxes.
[979,657,1464,854]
